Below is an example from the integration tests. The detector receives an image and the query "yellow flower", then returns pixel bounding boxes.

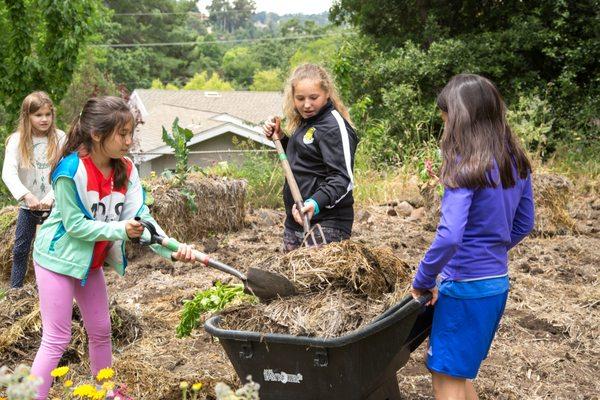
[96,367,115,381]
[192,383,203,391]
[73,384,96,398]
[64,379,74,388]
[102,381,115,391]
[92,389,106,400]
[180,381,189,389]
[50,366,69,378]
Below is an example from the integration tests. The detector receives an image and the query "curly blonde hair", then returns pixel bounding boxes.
[282,63,352,134]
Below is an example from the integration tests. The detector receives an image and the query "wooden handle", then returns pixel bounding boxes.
[272,118,310,233]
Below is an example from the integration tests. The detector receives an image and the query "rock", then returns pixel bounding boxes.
[409,207,425,220]
[202,237,219,253]
[357,210,371,222]
[256,209,282,226]
[397,201,414,217]
[387,208,398,217]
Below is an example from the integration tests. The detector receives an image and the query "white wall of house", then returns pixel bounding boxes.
[137,132,272,177]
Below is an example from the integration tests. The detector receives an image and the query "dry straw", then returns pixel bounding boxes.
[220,241,413,338]
[148,173,247,241]
[0,285,141,366]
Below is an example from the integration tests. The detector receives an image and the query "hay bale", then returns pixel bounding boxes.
[0,285,142,367]
[419,173,577,237]
[532,173,576,237]
[147,173,247,242]
[0,206,20,281]
[220,241,413,338]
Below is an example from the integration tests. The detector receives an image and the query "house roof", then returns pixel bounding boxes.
[129,89,283,156]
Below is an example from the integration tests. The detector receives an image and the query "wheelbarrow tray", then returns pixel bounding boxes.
[204,295,433,400]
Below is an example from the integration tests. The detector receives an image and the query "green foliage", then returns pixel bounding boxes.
[0,0,105,134]
[152,79,180,90]
[222,47,261,88]
[331,1,600,163]
[0,288,6,301]
[507,93,554,159]
[208,0,256,33]
[176,282,257,337]
[288,35,341,68]
[183,72,233,91]
[161,117,194,184]
[249,69,282,91]
[104,0,199,88]
[205,145,283,209]
[57,49,119,127]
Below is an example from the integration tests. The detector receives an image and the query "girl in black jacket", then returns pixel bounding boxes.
[263,64,358,251]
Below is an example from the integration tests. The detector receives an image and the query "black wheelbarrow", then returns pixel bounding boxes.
[204,294,433,400]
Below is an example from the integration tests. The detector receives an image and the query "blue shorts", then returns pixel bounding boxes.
[426,282,508,379]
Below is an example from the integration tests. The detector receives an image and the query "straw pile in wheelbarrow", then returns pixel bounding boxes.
[219,241,414,338]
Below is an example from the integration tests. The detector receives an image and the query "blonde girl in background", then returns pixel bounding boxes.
[2,91,66,288]
[263,63,359,251]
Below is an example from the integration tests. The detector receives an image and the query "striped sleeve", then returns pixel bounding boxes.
[310,110,355,209]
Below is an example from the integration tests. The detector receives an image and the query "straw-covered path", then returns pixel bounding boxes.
[1,174,598,399]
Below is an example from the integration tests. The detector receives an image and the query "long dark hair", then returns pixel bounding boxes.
[52,96,134,189]
[437,74,531,189]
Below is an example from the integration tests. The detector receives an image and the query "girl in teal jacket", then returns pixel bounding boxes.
[31,96,195,399]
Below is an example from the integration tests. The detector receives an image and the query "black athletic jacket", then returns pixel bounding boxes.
[281,101,358,235]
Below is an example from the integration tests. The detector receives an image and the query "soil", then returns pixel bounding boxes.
[1,183,598,400]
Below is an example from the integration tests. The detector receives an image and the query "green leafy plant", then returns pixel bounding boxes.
[176,282,257,338]
[0,289,5,301]
[162,117,194,185]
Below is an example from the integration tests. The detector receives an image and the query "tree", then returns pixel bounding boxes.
[104,0,199,89]
[222,47,261,87]
[331,0,600,158]
[58,49,119,127]
[231,0,256,31]
[208,0,255,33]
[0,0,104,133]
[183,72,233,91]
[249,70,283,91]
[289,35,341,68]
[207,0,232,32]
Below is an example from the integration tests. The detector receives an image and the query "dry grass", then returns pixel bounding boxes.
[0,206,20,280]
[0,285,142,368]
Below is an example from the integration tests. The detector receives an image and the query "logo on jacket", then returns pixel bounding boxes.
[303,127,316,144]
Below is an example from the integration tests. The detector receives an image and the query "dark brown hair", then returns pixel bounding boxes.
[52,96,134,189]
[437,74,531,189]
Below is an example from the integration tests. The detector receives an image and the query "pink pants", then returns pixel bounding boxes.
[31,262,112,400]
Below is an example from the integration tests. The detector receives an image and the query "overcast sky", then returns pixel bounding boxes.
[197,0,335,15]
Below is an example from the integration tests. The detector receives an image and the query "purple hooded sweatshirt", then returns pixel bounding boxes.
[413,168,534,290]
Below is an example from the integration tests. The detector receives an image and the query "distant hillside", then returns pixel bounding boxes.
[253,11,329,26]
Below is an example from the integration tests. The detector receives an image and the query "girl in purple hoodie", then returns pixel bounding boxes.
[411,74,534,400]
